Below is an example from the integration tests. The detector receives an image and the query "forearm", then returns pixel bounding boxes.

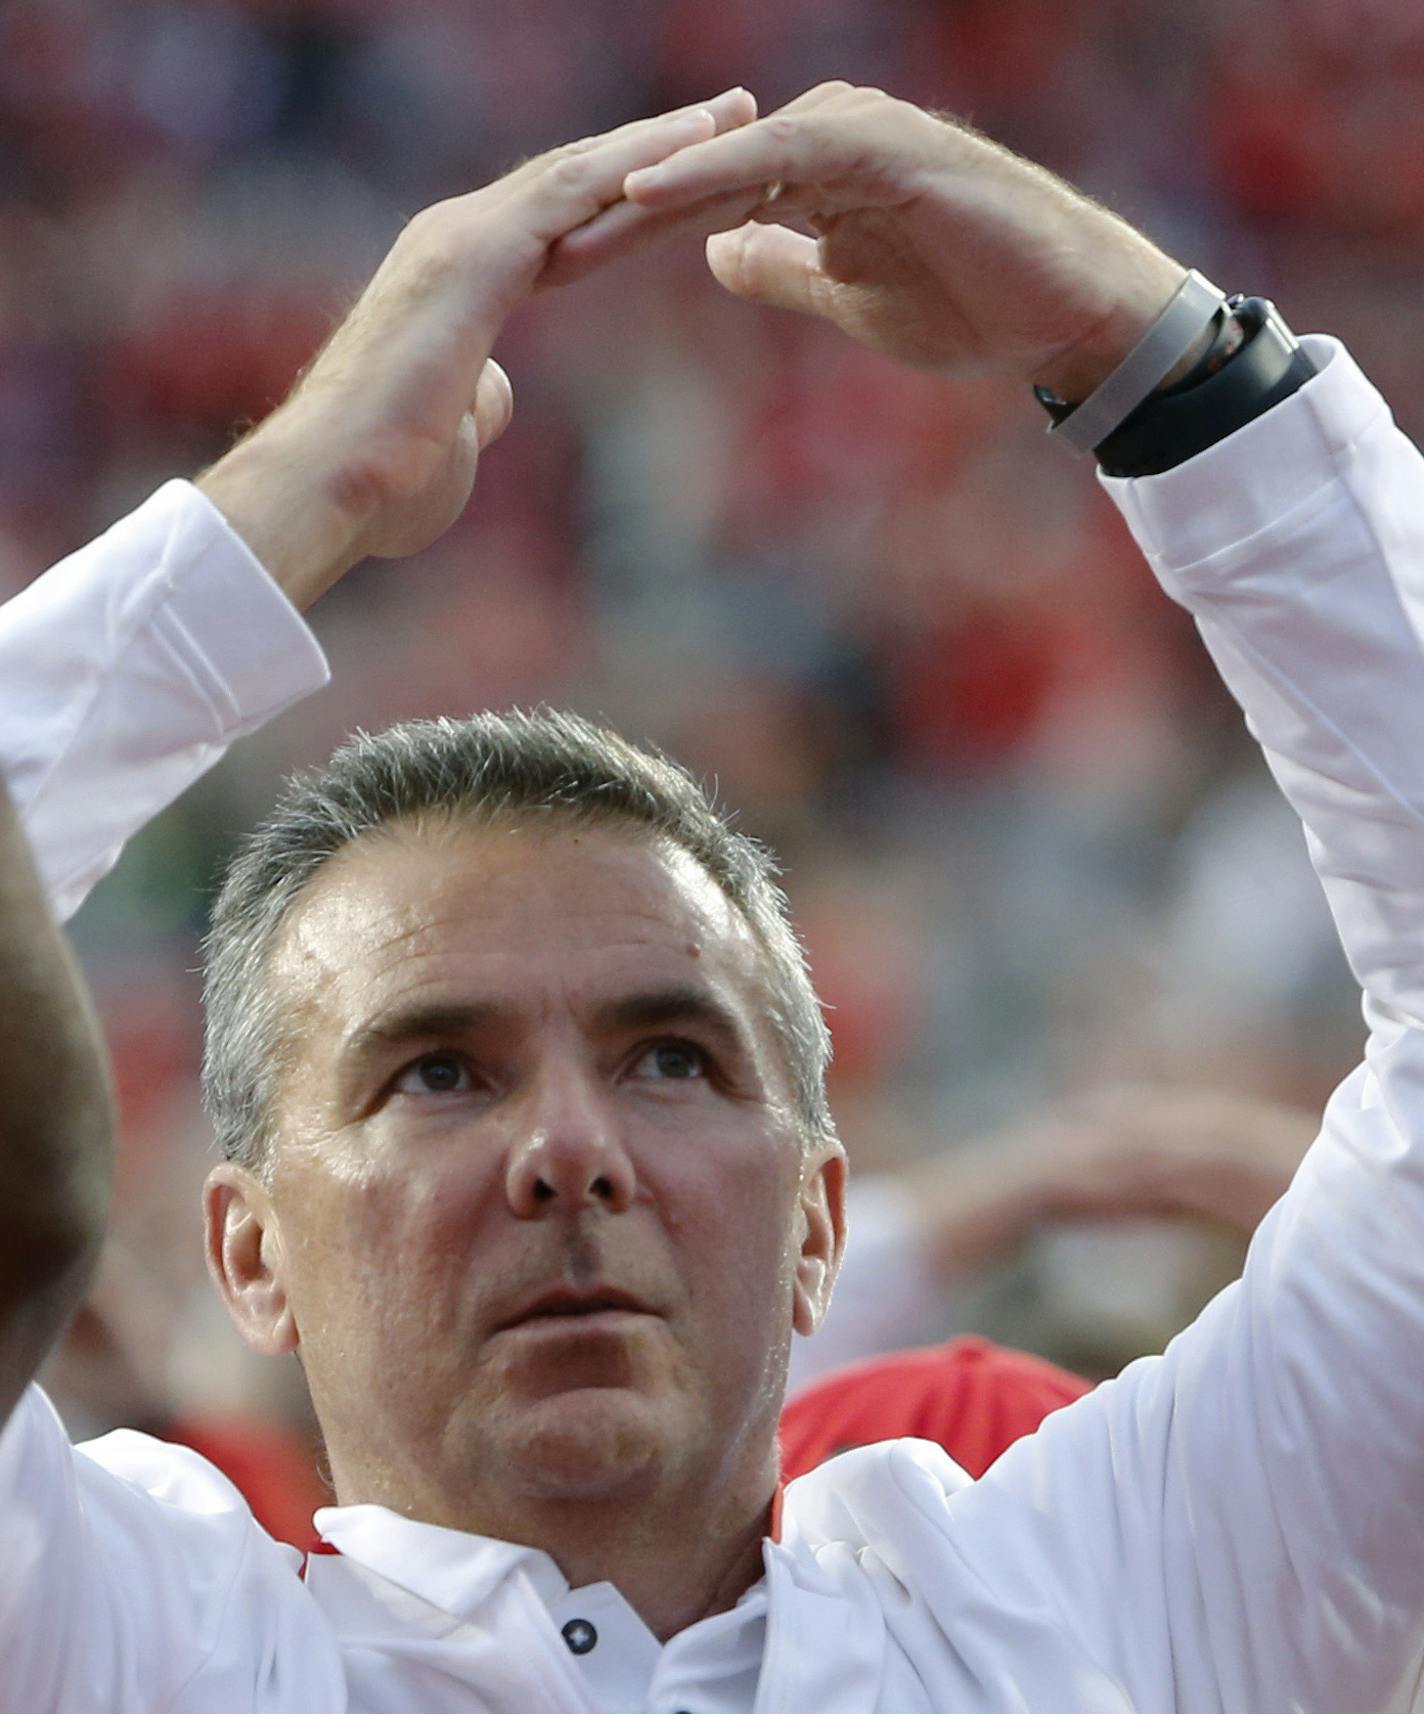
[195,418,364,613]
[0,776,114,1424]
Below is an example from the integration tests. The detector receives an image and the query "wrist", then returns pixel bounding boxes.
[1036,270,1226,452]
[1032,258,1194,401]
[196,414,370,611]
[1036,316,1215,408]
[1040,300,1219,402]
[1034,315,1149,404]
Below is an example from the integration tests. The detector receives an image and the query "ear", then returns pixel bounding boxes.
[203,1162,298,1358]
[792,1143,848,1338]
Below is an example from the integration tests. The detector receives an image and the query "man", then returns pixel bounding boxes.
[3,80,1423,1713]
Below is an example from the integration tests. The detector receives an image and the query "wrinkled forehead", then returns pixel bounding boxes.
[266,817,771,1033]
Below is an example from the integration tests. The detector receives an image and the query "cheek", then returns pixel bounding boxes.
[656,1135,803,1336]
[280,1146,499,1334]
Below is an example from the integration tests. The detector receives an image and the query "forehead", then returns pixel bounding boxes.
[270,819,770,1034]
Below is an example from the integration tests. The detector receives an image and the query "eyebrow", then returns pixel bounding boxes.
[595,985,756,1063]
[342,1001,501,1067]
[340,985,757,1072]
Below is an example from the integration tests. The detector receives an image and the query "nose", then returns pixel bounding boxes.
[504,1061,637,1219]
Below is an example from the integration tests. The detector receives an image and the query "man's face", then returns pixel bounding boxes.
[209,820,842,1524]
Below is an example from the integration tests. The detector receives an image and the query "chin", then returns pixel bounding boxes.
[498,1388,673,1502]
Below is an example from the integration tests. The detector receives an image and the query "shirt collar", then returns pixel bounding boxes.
[312,1482,786,1624]
[313,1503,573,1616]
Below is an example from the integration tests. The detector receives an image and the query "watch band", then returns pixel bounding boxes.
[1092,296,1316,477]
[1040,270,1227,452]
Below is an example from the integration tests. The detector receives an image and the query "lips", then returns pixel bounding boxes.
[494,1286,656,1334]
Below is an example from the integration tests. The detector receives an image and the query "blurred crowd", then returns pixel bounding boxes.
[7,0,1423,1533]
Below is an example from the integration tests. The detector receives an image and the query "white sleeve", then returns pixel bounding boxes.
[945,338,1424,1713]
[0,1384,309,1712]
[0,480,329,923]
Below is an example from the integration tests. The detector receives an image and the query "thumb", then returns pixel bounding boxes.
[705,222,834,318]
[473,359,514,448]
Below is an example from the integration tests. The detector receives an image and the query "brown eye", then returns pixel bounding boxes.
[632,1041,707,1081]
[394,1053,472,1096]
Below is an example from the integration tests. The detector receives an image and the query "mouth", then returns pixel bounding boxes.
[494,1287,657,1335]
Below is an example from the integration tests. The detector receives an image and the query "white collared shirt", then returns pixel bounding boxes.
[311,1504,768,1714]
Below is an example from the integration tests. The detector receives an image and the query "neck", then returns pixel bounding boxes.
[329,1449,780,1641]
[518,1487,775,1639]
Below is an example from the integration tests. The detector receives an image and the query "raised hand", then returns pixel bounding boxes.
[613,83,1186,398]
[198,89,758,607]
[909,1083,1313,1287]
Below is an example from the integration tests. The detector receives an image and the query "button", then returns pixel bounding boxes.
[561,1617,598,1655]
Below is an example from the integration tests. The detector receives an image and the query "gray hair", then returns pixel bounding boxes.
[201,709,834,1171]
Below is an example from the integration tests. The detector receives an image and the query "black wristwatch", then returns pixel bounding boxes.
[1037,296,1317,478]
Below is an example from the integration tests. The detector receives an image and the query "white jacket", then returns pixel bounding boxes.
[3,338,1424,1713]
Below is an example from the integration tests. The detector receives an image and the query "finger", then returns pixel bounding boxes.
[537,85,768,287]
[624,84,883,212]
[543,185,770,288]
[473,359,514,447]
[696,84,760,133]
[503,106,719,241]
[764,79,859,117]
[500,88,756,229]
[544,85,759,173]
[535,86,762,277]
[705,222,835,317]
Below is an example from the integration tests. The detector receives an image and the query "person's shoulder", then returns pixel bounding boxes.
[77,1418,307,1587]
[78,1419,285,1530]
[6,1387,295,1558]
[783,1432,974,1550]
[2,1391,316,1709]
